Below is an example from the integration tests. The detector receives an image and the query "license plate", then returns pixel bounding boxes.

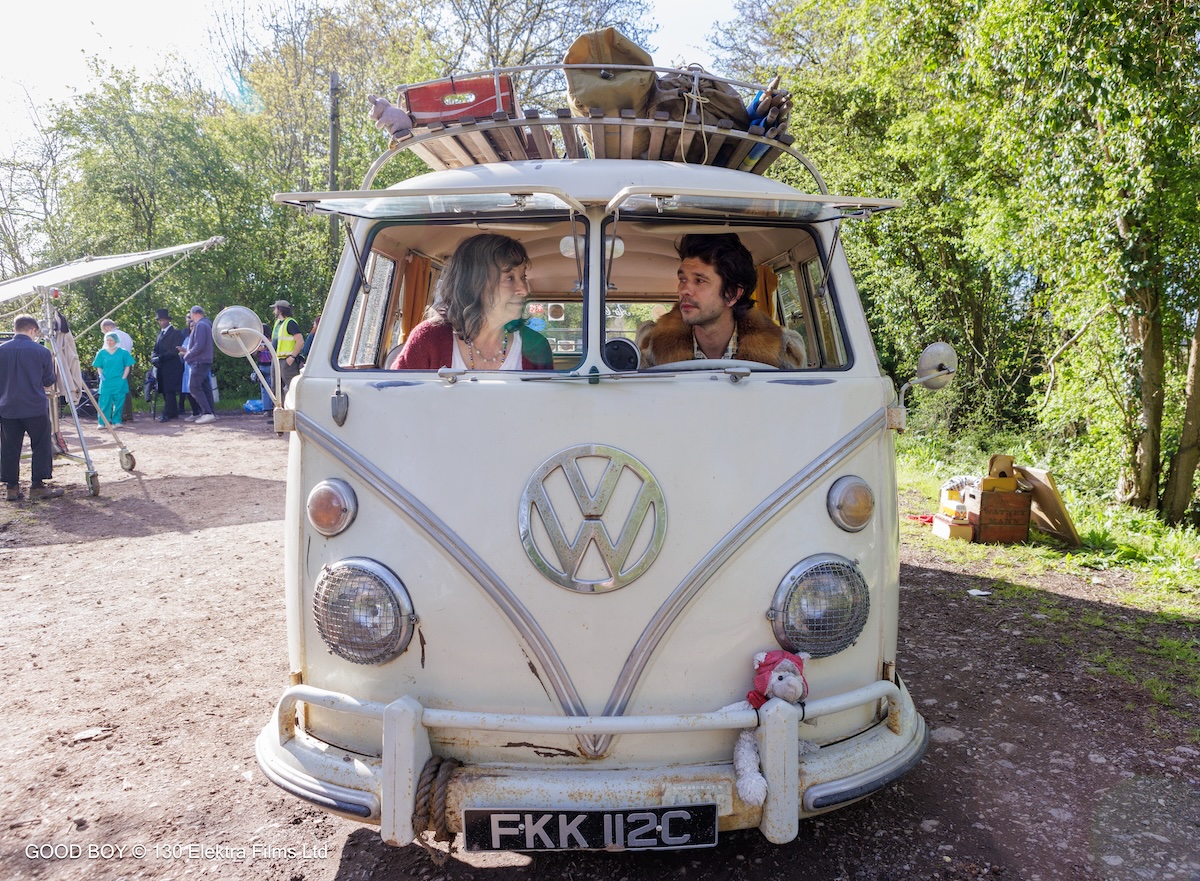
[463,804,718,852]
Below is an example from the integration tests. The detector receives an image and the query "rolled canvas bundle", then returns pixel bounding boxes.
[564,28,766,163]
[564,28,657,159]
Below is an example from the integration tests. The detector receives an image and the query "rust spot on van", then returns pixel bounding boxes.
[502,741,580,758]
[418,627,427,668]
[521,648,552,701]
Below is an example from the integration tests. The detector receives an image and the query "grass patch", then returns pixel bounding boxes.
[897,442,1200,621]
[898,440,1200,723]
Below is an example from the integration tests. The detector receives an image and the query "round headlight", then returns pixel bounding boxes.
[313,558,416,664]
[307,479,358,536]
[826,476,874,532]
[769,555,870,658]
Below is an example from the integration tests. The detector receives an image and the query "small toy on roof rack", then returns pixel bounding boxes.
[367,94,413,138]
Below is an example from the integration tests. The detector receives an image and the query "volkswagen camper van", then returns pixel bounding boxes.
[234,64,948,853]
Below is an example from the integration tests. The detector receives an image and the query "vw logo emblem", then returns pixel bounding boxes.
[520,445,667,593]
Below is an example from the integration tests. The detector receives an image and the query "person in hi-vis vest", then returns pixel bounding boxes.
[271,301,306,401]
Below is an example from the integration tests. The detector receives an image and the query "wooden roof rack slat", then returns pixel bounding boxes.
[646,110,670,161]
[703,119,735,166]
[724,125,763,172]
[618,109,637,160]
[587,108,608,160]
[748,131,795,176]
[400,127,461,170]
[456,118,504,164]
[677,113,702,162]
[523,109,557,159]
[555,108,583,159]
[435,127,480,168]
[489,111,529,160]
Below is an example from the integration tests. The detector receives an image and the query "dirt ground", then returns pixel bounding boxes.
[1,414,1198,881]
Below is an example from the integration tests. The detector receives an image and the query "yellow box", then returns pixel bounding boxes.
[932,513,973,541]
[939,488,964,517]
[980,476,1018,493]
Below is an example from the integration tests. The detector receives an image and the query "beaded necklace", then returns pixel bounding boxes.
[464,330,509,369]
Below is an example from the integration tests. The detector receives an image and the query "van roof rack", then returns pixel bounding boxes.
[362,64,827,193]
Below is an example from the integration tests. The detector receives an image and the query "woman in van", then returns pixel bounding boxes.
[390,233,553,371]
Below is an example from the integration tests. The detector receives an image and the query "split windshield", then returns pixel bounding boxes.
[331,217,849,373]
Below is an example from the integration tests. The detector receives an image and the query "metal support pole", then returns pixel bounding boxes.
[329,71,341,259]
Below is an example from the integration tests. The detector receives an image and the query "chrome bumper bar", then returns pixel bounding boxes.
[256,678,926,846]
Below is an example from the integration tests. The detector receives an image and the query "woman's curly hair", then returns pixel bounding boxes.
[431,234,529,341]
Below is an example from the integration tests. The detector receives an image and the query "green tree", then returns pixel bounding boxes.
[716,0,1200,519]
[0,126,67,280]
[714,0,1046,425]
[964,0,1200,517]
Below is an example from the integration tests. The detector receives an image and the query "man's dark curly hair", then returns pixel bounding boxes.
[676,233,757,319]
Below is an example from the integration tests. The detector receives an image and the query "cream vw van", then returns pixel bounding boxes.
[232,65,950,853]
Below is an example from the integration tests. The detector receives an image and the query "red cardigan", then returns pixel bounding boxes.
[390,319,554,370]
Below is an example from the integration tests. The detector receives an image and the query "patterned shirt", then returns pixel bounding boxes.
[692,326,739,360]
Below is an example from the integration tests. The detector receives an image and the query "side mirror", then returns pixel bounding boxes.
[889,342,958,432]
[213,306,266,358]
[914,342,957,391]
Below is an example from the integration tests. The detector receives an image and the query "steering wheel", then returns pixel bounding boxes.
[644,358,779,372]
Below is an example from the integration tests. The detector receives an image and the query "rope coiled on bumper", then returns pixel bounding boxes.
[411,755,461,863]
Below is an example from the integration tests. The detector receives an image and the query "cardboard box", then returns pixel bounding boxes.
[965,488,1031,543]
[980,476,1018,493]
[939,488,965,517]
[932,513,973,541]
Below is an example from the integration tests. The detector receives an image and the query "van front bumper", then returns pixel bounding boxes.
[255,678,927,846]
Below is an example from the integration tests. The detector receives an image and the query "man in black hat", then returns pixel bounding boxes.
[151,308,185,421]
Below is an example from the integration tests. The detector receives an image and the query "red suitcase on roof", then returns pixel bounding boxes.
[400,75,516,124]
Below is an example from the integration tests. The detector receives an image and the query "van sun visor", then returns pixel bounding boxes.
[273,187,586,220]
[606,187,901,223]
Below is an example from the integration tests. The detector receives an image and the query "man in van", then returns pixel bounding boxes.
[271,300,306,399]
[638,233,806,368]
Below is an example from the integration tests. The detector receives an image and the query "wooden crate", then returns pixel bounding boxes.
[965,489,1031,544]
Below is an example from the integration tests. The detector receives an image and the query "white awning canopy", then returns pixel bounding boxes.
[0,237,223,306]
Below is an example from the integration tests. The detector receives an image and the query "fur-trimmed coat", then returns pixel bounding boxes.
[638,306,807,368]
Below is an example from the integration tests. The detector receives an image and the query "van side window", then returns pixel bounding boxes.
[773,266,814,367]
[338,253,397,368]
[771,257,849,369]
[803,258,848,367]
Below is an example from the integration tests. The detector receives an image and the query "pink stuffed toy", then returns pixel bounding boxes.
[746,649,809,708]
[722,650,813,806]
[367,95,413,138]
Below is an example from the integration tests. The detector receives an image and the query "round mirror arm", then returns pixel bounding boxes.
[219,327,283,408]
[897,366,955,410]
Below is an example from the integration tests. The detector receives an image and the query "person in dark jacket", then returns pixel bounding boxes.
[151,308,185,421]
[0,315,64,501]
[179,306,217,424]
